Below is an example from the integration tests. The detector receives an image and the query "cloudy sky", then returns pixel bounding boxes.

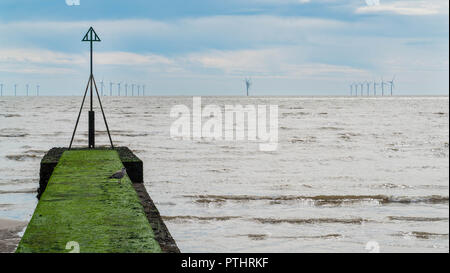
[0,0,448,96]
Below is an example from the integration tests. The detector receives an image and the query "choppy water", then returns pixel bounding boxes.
[0,96,448,252]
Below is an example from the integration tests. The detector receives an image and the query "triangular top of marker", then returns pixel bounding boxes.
[82,27,101,42]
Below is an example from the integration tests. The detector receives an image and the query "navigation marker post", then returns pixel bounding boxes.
[69,27,114,150]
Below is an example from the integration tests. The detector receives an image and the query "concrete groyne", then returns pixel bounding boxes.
[17,148,179,253]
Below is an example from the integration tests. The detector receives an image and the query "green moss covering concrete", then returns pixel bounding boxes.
[38,147,143,199]
[17,150,161,253]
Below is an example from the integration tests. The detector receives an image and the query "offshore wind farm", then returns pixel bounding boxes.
[350,76,396,96]
[0,81,149,96]
[1,75,398,97]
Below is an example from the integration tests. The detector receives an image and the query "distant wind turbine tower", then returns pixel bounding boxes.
[143,85,145,96]
[26,84,29,96]
[349,84,353,96]
[100,79,104,96]
[14,84,17,96]
[387,76,395,96]
[36,84,40,96]
[110,82,113,96]
[125,83,128,96]
[0,83,3,96]
[373,81,378,96]
[117,82,122,96]
[245,78,252,96]
[360,82,364,96]
[131,84,135,96]
[381,78,385,96]
[366,81,370,96]
[137,85,141,96]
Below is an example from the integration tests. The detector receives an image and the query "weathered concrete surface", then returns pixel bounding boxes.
[17,150,161,253]
[38,147,142,198]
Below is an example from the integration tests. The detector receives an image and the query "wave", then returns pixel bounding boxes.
[184,194,449,205]
[0,189,36,194]
[207,168,231,173]
[370,183,448,190]
[433,112,447,116]
[282,112,310,117]
[290,136,317,144]
[252,217,368,225]
[234,233,342,240]
[0,129,28,138]
[0,114,21,118]
[161,215,240,221]
[388,196,449,204]
[387,216,448,222]
[338,132,361,141]
[371,183,413,189]
[162,215,369,225]
[318,126,344,131]
[5,148,47,161]
[5,154,40,161]
[393,231,449,240]
[81,131,150,137]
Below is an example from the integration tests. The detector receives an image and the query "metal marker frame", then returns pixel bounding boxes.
[69,27,114,150]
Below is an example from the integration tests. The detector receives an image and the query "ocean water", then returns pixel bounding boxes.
[0,96,448,253]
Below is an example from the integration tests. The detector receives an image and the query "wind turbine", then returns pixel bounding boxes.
[100,78,104,96]
[366,81,370,96]
[36,84,40,96]
[360,82,364,97]
[14,84,17,96]
[125,83,128,96]
[381,78,386,96]
[110,82,113,96]
[373,81,378,96]
[118,82,122,96]
[349,84,353,96]
[137,85,141,96]
[387,76,395,96]
[142,85,145,96]
[354,83,358,96]
[245,78,252,96]
[0,83,3,96]
[26,84,29,96]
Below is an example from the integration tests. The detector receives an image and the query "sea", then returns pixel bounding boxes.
[0,96,448,252]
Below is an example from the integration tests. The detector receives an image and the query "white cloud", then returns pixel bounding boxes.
[0,48,173,66]
[0,46,368,79]
[96,52,174,66]
[0,15,345,51]
[356,0,449,15]
[0,49,85,65]
[187,48,367,78]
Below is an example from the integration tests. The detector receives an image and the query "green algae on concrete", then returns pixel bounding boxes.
[16,150,161,253]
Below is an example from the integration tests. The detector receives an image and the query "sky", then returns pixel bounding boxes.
[0,0,448,96]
